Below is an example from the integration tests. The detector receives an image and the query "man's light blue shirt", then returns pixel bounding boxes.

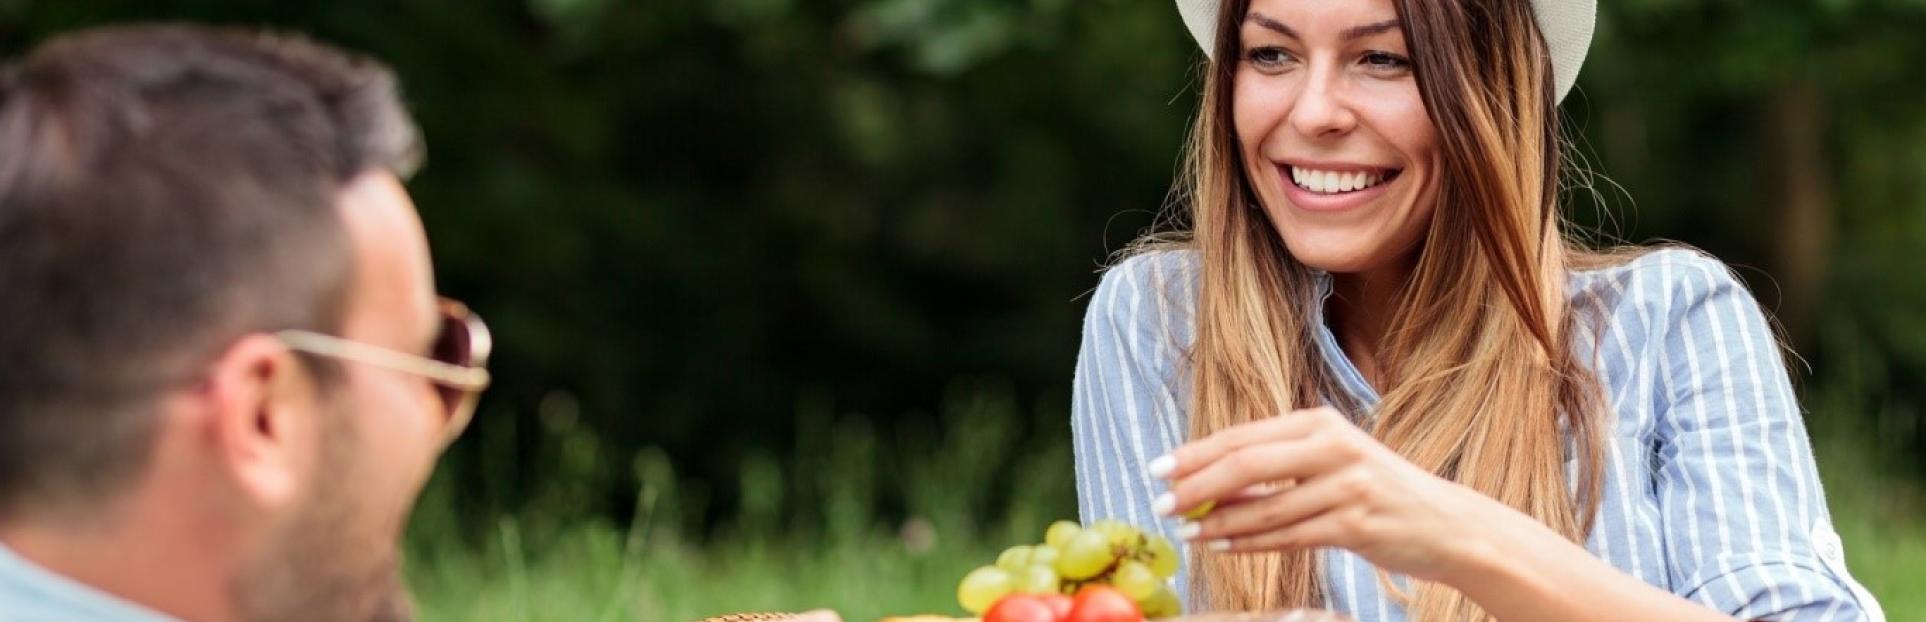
[0,542,178,622]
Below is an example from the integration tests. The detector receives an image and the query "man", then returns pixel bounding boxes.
[0,24,848,622]
[0,24,483,621]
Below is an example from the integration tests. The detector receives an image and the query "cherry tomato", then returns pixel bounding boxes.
[1040,594,1075,619]
[1066,585,1142,622]
[984,594,1060,622]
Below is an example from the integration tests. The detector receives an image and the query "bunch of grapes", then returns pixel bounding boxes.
[957,520,1182,618]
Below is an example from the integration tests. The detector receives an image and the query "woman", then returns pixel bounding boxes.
[1070,0,1884,619]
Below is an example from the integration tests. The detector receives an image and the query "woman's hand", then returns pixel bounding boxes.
[1149,406,1528,584]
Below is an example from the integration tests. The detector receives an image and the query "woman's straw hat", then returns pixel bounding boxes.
[1173,0,1595,102]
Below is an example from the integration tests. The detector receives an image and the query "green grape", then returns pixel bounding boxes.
[1111,560,1161,601]
[1045,520,1082,549]
[1016,564,1060,594]
[1093,519,1142,551]
[957,565,1014,614]
[1027,544,1060,568]
[1144,535,1180,579]
[1142,584,1182,618]
[1056,530,1117,580]
[996,545,1033,572]
[1091,519,1131,540]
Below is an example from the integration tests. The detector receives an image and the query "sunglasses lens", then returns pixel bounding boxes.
[429,300,491,445]
[431,311,473,419]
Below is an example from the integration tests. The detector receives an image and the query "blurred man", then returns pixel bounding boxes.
[0,24,851,622]
[0,25,489,621]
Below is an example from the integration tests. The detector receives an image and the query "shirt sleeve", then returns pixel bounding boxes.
[1649,252,1884,621]
[1071,252,1192,550]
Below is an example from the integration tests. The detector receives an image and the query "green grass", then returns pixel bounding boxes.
[403,385,1924,621]
[407,514,1001,621]
[407,385,1082,621]
[1815,433,1926,618]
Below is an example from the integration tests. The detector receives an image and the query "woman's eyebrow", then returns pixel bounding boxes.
[1246,12,1299,39]
[1342,19,1401,40]
[1245,14,1400,42]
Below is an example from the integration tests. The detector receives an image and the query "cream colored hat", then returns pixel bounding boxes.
[1174,0,1595,102]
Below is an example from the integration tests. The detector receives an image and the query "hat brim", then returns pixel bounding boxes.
[1175,0,1593,103]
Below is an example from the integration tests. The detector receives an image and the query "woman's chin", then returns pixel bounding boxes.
[1280,238,1389,275]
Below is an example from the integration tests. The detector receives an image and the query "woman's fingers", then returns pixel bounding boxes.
[1203,504,1365,554]
[1152,407,1346,480]
[1155,429,1359,517]
[1181,467,1367,542]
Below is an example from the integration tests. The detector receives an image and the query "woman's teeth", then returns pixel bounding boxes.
[1290,167,1389,194]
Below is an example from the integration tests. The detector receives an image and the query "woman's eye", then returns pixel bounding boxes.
[1361,51,1412,73]
[1246,47,1294,69]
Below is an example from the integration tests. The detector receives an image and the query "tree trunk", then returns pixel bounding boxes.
[1766,80,1831,348]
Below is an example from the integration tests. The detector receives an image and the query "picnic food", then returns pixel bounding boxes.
[956,520,1182,617]
[979,585,1145,622]
[1064,585,1142,622]
[983,594,1061,622]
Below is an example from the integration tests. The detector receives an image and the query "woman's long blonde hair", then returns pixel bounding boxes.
[1144,0,1623,619]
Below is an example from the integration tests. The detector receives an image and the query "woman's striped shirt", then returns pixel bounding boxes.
[1071,248,1883,621]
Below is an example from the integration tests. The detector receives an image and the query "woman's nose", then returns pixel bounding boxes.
[1289,65,1358,140]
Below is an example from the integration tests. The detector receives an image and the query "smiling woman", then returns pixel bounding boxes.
[1070,0,1885,620]
[1230,5,1438,276]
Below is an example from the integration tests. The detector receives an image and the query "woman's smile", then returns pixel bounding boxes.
[1276,160,1404,212]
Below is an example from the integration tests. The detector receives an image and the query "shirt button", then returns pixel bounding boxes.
[1815,531,1845,562]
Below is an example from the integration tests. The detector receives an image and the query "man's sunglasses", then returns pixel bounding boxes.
[275,298,493,446]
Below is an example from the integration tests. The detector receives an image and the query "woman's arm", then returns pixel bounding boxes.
[1640,254,1881,620]
[1157,407,1734,621]
[1459,253,1884,621]
[1446,499,1735,621]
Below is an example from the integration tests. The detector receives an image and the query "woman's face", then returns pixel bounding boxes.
[1233,0,1440,275]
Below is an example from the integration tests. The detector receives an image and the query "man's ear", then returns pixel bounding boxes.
[201,334,322,511]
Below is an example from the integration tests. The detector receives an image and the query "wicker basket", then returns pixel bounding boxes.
[701,613,805,622]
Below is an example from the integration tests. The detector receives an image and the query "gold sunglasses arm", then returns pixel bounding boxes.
[276,330,492,390]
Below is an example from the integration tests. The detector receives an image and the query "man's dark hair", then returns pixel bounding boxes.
[0,24,423,519]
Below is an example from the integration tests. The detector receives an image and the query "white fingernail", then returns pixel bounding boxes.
[1207,538,1232,552]
[1178,521,1201,540]
[1152,493,1177,516]
[1148,454,1176,478]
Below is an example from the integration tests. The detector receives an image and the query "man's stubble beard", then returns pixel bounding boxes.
[234,398,415,622]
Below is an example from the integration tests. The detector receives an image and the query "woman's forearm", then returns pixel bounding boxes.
[1447,511,1733,622]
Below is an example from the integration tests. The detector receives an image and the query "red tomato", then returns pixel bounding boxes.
[1066,585,1142,622]
[1040,594,1075,619]
[984,594,1060,622]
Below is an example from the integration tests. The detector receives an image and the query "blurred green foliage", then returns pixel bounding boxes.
[4,0,1923,589]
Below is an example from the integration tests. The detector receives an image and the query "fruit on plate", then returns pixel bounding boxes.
[958,566,1017,614]
[978,585,1145,622]
[956,520,1183,617]
[983,594,1061,622]
[1066,586,1142,622]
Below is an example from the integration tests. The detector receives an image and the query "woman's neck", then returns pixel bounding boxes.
[1327,261,1413,391]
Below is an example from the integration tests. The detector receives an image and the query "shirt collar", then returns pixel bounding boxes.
[1309,269,1382,409]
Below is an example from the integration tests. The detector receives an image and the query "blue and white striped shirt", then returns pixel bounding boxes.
[1071,248,1884,621]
